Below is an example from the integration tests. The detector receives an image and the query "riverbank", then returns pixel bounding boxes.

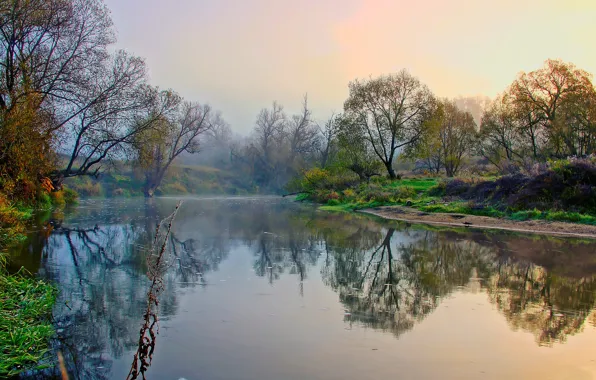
[297,159,596,231]
[0,195,65,377]
[0,265,57,377]
[359,205,596,239]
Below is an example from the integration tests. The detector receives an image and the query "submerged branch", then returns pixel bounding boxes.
[126,201,182,380]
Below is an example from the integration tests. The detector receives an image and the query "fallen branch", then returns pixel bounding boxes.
[126,201,182,380]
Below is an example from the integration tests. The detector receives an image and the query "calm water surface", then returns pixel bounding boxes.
[9,197,596,379]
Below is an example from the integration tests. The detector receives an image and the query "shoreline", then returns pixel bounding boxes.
[359,206,596,239]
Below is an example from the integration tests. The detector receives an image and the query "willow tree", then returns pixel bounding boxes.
[134,99,224,197]
[343,70,436,178]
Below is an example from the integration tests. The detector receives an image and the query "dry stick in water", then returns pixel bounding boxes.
[126,201,182,380]
[57,351,68,380]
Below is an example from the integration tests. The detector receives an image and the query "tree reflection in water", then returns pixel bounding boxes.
[322,227,496,337]
[12,198,596,378]
[487,259,596,346]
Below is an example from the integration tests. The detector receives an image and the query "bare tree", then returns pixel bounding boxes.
[317,112,339,168]
[134,100,223,197]
[477,94,524,167]
[0,0,114,114]
[287,95,319,163]
[253,101,287,164]
[51,52,171,186]
[343,70,436,178]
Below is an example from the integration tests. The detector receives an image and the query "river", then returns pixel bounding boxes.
[8,197,596,379]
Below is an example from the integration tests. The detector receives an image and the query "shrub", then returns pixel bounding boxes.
[444,179,471,196]
[342,189,356,199]
[393,186,416,199]
[69,178,102,197]
[36,192,52,209]
[49,190,65,207]
[360,189,393,203]
[62,187,79,205]
[427,181,447,197]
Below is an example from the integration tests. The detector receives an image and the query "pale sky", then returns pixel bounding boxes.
[104,0,596,133]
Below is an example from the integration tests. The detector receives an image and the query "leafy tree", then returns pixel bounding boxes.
[510,59,595,158]
[0,0,115,197]
[343,70,436,178]
[437,100,477,177]
[335,115,383,182]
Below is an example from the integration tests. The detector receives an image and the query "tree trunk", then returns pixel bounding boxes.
[385,162,397,179]
[50,174,65,191]
[143,183,157,198]
[445,166,455,177]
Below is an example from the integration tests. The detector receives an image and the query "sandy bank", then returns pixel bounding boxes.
[359,206,596,239]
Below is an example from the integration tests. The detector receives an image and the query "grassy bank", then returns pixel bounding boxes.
[0,264,57,376]
[301,159,596,226]
[0,193,66,377]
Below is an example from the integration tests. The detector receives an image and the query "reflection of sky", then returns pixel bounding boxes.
[108,248,596,380]
[23,198,596,379]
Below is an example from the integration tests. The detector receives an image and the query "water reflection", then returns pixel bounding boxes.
[487,260,596,346]
[322,228,496,338]
[10,198,596,379]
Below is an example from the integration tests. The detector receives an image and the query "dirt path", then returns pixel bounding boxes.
[359,206,596,239]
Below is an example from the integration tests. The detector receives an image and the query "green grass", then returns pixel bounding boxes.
[0,268,56,377]
[304,176,596,227]
[379,177,439,192]
[510,209,596,225]
[0,200,57,377]
[0,204,32,248]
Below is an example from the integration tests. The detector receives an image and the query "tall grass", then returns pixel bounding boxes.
[0,268,56,376]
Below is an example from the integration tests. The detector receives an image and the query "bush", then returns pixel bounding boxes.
[49,190,65,207]
[342,189,356,199]
[290,168,359,194]
[36,192,52,209]
[327,199,340,206]
[393,186,416,199]
[69,178,102,197]
[62,187,79,205]
[427,181,447,196]
[461,159,596,214]
[444,179,472,196]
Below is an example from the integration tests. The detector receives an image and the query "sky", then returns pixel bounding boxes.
[103,0,596,134]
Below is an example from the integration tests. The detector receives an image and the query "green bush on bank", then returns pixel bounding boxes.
[295,159,596,226]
